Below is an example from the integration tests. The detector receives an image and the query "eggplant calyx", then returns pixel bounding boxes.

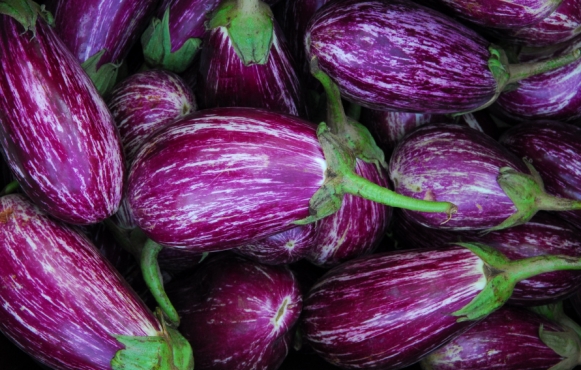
[0,0,53,36]
[0,180,19,196]
[539,325,581,370]
[294,122,457,224]
[81,49,120,97]
[207,0,273,66]
[141,8,201,73]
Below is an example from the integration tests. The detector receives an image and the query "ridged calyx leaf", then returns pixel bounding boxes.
[81,49,120,97]
[539,325,581,370]
[0,0,53,36]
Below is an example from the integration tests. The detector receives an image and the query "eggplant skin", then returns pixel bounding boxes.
[0,194,161,370]
[127,107,326,252]
[305,0,496,113]
[421,306,566,370]
[0,15,124,225]
[302,245,486,369]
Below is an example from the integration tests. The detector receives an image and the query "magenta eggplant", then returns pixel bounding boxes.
[421,306,575,370]
[126,107,326,252]
[166,254,303,370]
[0,12,124,225]
[0,194,192,369]
[305,0,497,113]
[198,22,307,117]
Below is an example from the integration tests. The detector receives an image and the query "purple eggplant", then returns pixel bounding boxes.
[305,0,581,114]
[0,194,192,369]
[0,3,124,225]
[499,120,581,229]
[421,306,581,370]
[198,20,307,117]
[389,123,581,231]
[52,0,158,94]
[301,243,581,370]
[166,253,302,370]
[393,210,581,305]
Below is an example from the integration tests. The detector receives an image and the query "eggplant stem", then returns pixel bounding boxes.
[507,48,581,85]
[310,57,347,135]
[507,254,581,283]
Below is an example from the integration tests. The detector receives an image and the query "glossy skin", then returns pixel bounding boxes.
[305,0,497,113]
[389,124,528,230]
[393,210,581,305]
[199,24,307,118]
[166,254,303,370]
[0,194,161,370]
[500,121,581,229]
[0,15,124,225]
[302,245,486,369]
[53,0,158,66]
[127,107,326,252]
[421,306,566,369]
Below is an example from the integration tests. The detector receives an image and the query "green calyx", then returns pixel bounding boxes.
[488,159,581,232]
[453,242,581,322]
[141,8,201,73]
[540,325,581,370]
[112,309,194,370]
[81,49,120,97]
[207,0,273,65]
[0,0,53,36]
[1,180,19,196]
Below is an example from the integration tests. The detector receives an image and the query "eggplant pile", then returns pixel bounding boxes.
[3,0,581,369]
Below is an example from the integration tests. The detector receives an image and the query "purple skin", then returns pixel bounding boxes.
[0,15,124,225]
[0,194,163,369]
[492,58,581,123]
[433,0,563,29]
[392,210,581,305]
[198,23,307,118]
[499,121,581,230]
[53,0,158,67]
[307,159,392,267]
[389,124,528,230]
[302,245,486,369]
[235,224,318,265]
[421,306,568,370]
[166,253,303,370]
[126,107,326,252]
[492,0,581,47]
[305,0,498,113]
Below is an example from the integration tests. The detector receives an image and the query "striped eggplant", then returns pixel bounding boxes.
[429,0,563,29]
[492,0,581,47]
[421,306,581,370]
[305,0,581,114]
[301,243,581,370]
[198,20,307,117]
[389,123,581,231]
[499,120,581,230]
[52,0,158,94]
[392,210,581,305]
[0,3,124,225]
[166,253,302,370]
[0,194,193,370]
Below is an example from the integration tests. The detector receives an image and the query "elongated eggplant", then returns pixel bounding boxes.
[389,123,581,231]
[301,242,581,370]
[0,194,192,370]
[166,253,302,370]
[421,306,581,370]
[392,210,581,305]
[305,0,581,114]
[52,0,158,94]
[0,3,124,225]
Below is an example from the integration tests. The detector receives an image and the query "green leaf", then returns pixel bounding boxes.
[81,49,120,97]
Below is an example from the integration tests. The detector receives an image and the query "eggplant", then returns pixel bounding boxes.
[0,2,124,225]
[392,210,581,305]
[0,194,193,369]
[305,0,581,114]
[389,123,581,231]
[421,305,581,370]
[499,120,581,229]
[52,0,158,95]
[301,242,581,370]
[166,253,302,370]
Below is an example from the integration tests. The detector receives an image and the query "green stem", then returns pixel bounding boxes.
[536,192,581,211]
[507,254,581,283]
[237,0,260,14]
[310,57,348,135]
[347,102,362,121]
[1,180,19,196]
[507,48,581,84]
[141,239,180,327]
[341,170,457,215]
